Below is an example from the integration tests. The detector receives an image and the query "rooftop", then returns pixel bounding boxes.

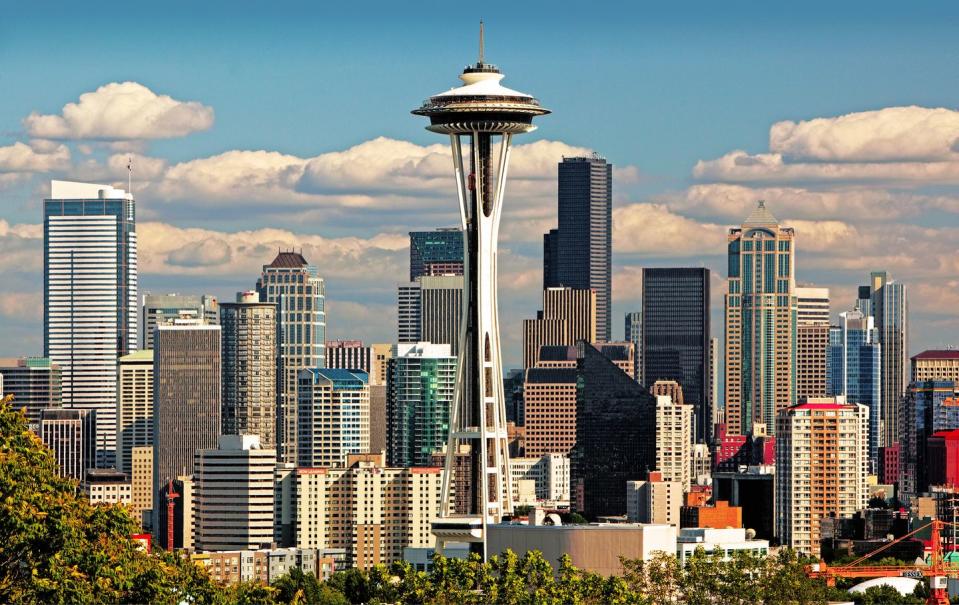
[742,200,779,228]
[526,368,578,384]
[267,251,309,268]
[912,350,959,361]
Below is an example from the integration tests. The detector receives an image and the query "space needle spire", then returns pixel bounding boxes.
[413,25,550,559]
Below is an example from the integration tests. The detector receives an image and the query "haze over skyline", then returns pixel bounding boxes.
[3,0,959,366]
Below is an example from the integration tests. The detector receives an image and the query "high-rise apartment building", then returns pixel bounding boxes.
[153,323,221,531]
[397,283,422,344]
[795,287,830,402]
[775,398,868,557]
[44,180,137,467]
[626,473,683,526]
[625,311,643,384]
[828,311,881,469]
[522,287,597,369]
[0,357,61,430]
[655,393,693,492]
[194,435,277,552]
[509,454,571,504]
[116,349,153,476]
[326,341,371,371]
[408,228,464,281]
[866,272,908,448]
[288,453,442,568]
[221,292,277,449]
[642,268,710,443]
[256,251,327,464]
[523,366,578,457]
[324,341,391,455]
[724,201,797,436]
[130,445,153,527]
[572,344,657,518]
[297,368,370,468]
[911,351,959,384]
[141,293,218,349]
[39,407,96,480]
[386,343,454,467]
[546,156,612,341]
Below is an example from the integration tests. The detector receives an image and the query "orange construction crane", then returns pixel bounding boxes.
[165,479,180,552]
[808,519,959,605]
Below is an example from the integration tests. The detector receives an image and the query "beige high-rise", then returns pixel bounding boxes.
[130,445,153,527]
[290,453,441,568]
[654,393,693,492]
[221,292,277,449]
[116,350,153,476]
[724,202,797,436]
[911,350,959,383]
[523,287,597,369]
[795,287,830,402]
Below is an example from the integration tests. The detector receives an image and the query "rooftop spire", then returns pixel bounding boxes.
[478,20,485,64]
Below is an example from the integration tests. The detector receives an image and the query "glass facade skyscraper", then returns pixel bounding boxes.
[408,228,463,281]
[642,268,710,443]
[546,156,612,342]
[828,310,881,469]
[900,380,959,501]
[724,201,797,437]
[624,311,642,384]
[44,180,137,467]
[866,272,908,449]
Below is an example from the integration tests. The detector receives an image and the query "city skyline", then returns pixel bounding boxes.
[2,3,959,367]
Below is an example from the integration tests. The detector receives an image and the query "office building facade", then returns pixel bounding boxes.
[386,342,454,467]
[142,293,218,349]
[724,201,797,436]
[642,268,710,442]
[44,180,137,467]
[116,349,153,476]
[0,356,61,430]
[911,350,959,385]
[828,310,881,469]
[795,287,830,402]
[523,287,597,369]
[39,407,96,480]
[408,228,463,281]
[297,369,370,468]
[866,272,908,448]
[900,381,959,500]
[625,311,643,384]
[547,156,612,341]
[256,251,327,463]
[221,292,277,449]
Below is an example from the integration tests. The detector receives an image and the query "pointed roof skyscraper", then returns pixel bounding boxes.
[743,200,779,227]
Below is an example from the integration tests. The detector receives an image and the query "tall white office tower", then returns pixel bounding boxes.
[44,180,137,467]
[413,25,549,558]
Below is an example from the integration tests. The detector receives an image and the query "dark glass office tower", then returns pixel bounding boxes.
[642,267,711,443]
[408,228,464,281]
[571,343,656,519]
[548,156,612,341]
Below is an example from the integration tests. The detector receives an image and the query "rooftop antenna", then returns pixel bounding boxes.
[127,156,133,197]
[478,20,484,64]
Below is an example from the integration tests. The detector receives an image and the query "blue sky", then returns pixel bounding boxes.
[2,1,959,366]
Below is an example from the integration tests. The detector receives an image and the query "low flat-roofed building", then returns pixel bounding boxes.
[487,523,676,576]
[676,527,769,564]
[82,468,131,505]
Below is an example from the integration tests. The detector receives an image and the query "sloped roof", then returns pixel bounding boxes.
[267,251,309,268]
[742,200,779,228]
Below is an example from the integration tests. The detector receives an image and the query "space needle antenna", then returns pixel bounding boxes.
[478,20,484,64]
[127,156,133,197]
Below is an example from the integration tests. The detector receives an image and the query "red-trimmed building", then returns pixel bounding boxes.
[927,430,959,488]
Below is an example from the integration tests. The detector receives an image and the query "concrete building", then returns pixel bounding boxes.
[326,341,370,372]
[39,407,96,480]
[44,180,137,467]
[680,500,742,529]
[523,287,597,369]
[386,342,454,467]
[642,268,710,443]
[509,454,571,505]
[396,276,463,355]
[712,467,775,540]
[545,155,613,342]
[256,251,327,464]
[153,323,221,536]
[912,350,959,383]
[627,472,683,526]
[220,292,277,449]
[194,435,277,552]
[795,287,830,402]
[297,369,369,468]
[130,445,153,527]
[776,398,869,556]
[287,453,441,568]
[676,527,768,564]
[724,201,796,436]
[655,393,693,491]
[487,523,675,576]
[523,366,578,457]
[116,349,152,476]
[142,293,218,349]
[691,443,712,487]
[397,282,422,345]
[82,468,131,505]
[864,272,908,449]
[0,356,61,431]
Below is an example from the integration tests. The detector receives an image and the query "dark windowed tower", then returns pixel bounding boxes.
[542,228,559,289]
[642,268,711,443]
[550,156,612,342]
[409,228,464,281]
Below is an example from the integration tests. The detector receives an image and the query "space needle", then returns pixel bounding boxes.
[413,23,550,558]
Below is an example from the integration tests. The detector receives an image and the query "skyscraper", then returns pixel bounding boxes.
[256,251,327,463]
[220,291,277,449]
[409,228,464,281]
[116,349,153,477]
[546,156,612,341]
[795,287,830,402]
[39,407,96,480]
[776,398,868,557]
[0,357,61,431]
[543,228,559,289]
[44,180,137,467]
[297,368,370,468]
[900,380,959,501]
[642,267,710,443]
[866,272,908,448]
[724,201,797,436]
[828,310,881,469]
[624,311,643,384]
[397,276,463,354]
[522,287,597,369]
[387,342,455,467]
[142,293,219,349]
[654,393,693,492]
[153,323,221,531]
